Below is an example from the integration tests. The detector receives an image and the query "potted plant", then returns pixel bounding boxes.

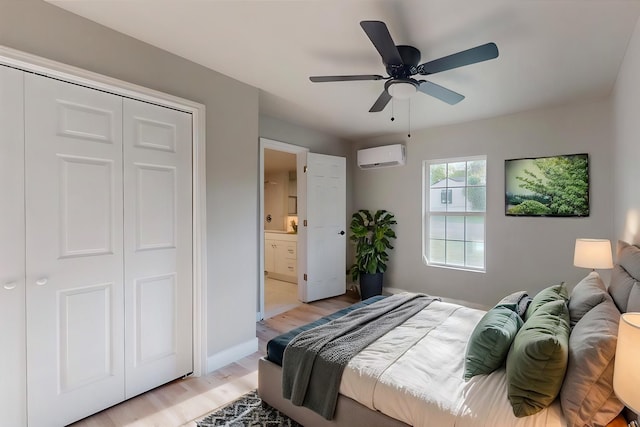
[349,209,397,300]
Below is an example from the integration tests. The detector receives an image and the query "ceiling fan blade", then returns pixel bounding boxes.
[418,81,465,105]
[309,75,385,82]
[360,21,403,66]
[369,90,392,112]
[417,42,498,75]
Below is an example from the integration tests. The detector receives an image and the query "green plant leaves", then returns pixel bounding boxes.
[349,209,397,281]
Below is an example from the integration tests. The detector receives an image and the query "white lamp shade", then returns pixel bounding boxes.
[614,312,640,412]
[573,238,614,269]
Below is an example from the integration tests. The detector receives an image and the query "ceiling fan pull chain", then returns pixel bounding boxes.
[408,100,411,138]
[391,98,395,122]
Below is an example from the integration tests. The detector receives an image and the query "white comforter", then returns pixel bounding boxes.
[339,300,566,427]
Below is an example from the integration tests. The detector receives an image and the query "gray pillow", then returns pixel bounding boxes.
[568,272,608,328]
[560,296,623,427]
[464,305,524,380]
[629,283,640,312]
[497,291,531,318]
[610,240,640,312]
[618,240,640,277]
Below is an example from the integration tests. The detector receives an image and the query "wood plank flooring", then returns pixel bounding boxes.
[69,291,359,427]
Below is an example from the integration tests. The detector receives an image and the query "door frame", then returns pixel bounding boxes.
[258,138,308,320]
[0,45,208,377]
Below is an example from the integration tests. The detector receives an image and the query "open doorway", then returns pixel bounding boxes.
[259,138,308,320]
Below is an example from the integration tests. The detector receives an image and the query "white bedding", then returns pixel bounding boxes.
[339,300,567,427]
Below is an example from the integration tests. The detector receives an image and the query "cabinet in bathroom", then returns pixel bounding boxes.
[264,232,297,283]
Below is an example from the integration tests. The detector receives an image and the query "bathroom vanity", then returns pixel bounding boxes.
[264,232,297,283]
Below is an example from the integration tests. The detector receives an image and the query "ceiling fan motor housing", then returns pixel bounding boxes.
[386,45,421,78]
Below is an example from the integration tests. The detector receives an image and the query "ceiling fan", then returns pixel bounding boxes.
[309,21,499,112]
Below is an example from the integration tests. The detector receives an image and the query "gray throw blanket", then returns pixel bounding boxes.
[282,293,438,420]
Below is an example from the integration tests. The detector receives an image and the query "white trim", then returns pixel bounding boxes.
[0,45,208,377]
[258,138,308,320]
[422,156,487,273]
[206,338,259,373]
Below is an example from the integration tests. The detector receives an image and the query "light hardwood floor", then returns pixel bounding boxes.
[69,291,359,427]
[264,277,302,319]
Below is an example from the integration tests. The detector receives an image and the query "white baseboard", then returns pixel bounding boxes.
[206,338,258,374]
[256,311,263,321]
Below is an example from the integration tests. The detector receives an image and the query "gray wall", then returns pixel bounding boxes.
[613,16,640,247]
[1,0,259,359]
[352,98,613,307]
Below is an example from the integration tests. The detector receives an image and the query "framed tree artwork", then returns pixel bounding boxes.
[505,153,589,217]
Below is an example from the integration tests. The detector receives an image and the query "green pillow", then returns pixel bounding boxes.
[506,299,570,417]
[525,283,568,320]
[464,305,524,380]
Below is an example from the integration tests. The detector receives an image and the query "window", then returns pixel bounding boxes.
[440,189,453,204]
[423,156,486,271]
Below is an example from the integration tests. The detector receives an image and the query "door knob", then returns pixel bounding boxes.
[3,282,17,290]
[35,277,48,286]
[339,230,345,235]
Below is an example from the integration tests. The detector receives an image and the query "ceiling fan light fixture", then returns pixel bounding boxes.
[387,80,418,99]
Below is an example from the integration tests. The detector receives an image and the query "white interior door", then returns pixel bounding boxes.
[123,98,193,398]
[301,153,346,302]
[25,73,125,426]
[0,65,27,427]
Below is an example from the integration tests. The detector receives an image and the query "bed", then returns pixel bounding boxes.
[258,240,640,427]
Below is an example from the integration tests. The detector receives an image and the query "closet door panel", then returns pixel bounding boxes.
[123,99,193,398]
[25,74,125,427]
[0,66,27,427]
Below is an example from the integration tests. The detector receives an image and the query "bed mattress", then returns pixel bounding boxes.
[339,300,566,427]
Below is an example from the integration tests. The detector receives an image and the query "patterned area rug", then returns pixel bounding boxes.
[197,390,302,427]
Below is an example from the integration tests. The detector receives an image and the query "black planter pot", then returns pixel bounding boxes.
[359,272,383,300]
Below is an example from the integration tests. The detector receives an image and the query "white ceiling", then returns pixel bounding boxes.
[48,0,640,140]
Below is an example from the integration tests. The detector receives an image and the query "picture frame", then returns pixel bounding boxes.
[505,153,589,217]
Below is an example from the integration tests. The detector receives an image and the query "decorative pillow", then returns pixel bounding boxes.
[560,296,623,427]
[609,264,635,312]
[464,305,524,380]
[497,291,531,318]
[628,283,640,312]
[609,241,640,312]
[525,283,568,320]
[617,240,640,276]
[568,272,608,328]
[506,299,570,417]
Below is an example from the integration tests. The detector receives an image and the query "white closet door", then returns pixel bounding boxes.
[0,66,27,427]
[25,74,125,427]
[123,98,193,398]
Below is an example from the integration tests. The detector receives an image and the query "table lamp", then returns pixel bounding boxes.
[614,313,640,426]
[573,238,614,270]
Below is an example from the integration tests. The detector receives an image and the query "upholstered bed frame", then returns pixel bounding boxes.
[258,357,410,427]
[258,240,640,427]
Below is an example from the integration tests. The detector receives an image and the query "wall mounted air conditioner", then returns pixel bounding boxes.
[357,144,406,169]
